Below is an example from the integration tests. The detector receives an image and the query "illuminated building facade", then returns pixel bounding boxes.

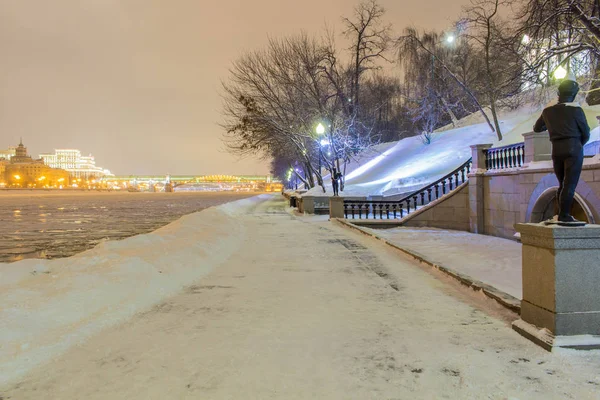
[40,149,112,180]
[3,140,69,188]
[0,146,16,161]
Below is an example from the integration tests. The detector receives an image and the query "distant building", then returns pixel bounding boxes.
[4,140,69,188]
[40,149,112,181]
[0,146,16,161]
[0,159,7,186]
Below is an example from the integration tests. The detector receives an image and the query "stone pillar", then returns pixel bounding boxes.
[470,143,493,171]
[329,197,345,219]
[302,196,315,214]
[468,144,492,234]
[523,131,552,163]
[513,223,600,351]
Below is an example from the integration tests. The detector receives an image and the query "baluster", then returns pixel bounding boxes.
[392,204,397,219]
[460,168,465,183]
[400,204,404,218]
[435,183,439,199]
[441,179,447,195]
[358,204,362,219]
[427,187,432,203]
[385,204,390,219]
[413,195,418,210]
[344,203,348,218]
[420,192,425,205]
[520,145,525,166]
[379,204,384,219]
[509,147,515,168]
[449,176,454,191]
[406,199,410,213]
[351,204,355,219]
[503,149,508,169]
[467,162,471,174]
[491,150,496,170]
[484,150,489,170]
[454,172,459,187]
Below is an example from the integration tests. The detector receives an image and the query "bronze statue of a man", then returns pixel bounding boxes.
[533,79,590,225]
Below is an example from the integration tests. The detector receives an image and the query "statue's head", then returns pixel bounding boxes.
[557,80,579,103]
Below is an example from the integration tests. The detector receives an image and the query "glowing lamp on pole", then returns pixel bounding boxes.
[316,123,325,135]
[554,65,567,80]
[315,123,326,177]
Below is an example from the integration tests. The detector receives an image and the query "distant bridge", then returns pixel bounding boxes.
[102,175,282,192]
[105,175,278,184]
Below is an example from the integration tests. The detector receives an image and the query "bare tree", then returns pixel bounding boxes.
[342,0,392,115]
[461,0,524,140]
[398,28,497,135]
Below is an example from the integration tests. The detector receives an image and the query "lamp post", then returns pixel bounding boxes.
[316,123,326,176]
[554,65,568,80]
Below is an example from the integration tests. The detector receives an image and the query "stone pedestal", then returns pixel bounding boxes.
[513,223,600,351]
[302,196,315,214]
[329,197,345,219]
[523,131,552,163]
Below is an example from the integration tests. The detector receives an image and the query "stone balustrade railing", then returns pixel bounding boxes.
[343,158,472,220]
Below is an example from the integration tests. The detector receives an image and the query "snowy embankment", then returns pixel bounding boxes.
[0,195,265,386]
[303,102,600,198]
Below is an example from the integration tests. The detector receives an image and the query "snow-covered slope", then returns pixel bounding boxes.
[303,102,600,198]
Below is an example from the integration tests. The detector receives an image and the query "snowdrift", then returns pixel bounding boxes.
[0,195,266,387]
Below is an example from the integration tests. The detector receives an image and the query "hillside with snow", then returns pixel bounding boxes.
[303,99,600,198]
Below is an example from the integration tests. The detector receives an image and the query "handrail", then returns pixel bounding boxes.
[343,158,472,220]
[484,142,525,170]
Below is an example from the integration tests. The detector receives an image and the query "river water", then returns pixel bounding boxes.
[0,191,255,263]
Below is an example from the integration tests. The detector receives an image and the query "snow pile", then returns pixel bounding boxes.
[303,103,600,198]
[0,195,267,387]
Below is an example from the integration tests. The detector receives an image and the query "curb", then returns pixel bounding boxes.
[333,218,521,314]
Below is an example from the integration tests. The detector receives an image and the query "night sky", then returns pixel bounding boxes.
[0,0,466,175]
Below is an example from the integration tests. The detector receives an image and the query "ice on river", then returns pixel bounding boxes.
[0,191,255,262]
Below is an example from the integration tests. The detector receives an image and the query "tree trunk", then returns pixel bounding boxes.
[489,94,503,141]
[439,95,459,127]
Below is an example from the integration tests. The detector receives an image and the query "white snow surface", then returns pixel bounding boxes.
[361,226,523,299]
[2,195,600,399]
[304,103,600,198]
[0,195,266,387]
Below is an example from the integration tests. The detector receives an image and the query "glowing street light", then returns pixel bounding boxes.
[316,123,325,135]
[554,65,567,80]
[446,34,455,44]
[14,175,20,180]
[320,139,330,146]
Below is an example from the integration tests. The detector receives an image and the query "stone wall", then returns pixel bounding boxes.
[472,162,600,240]
[482,171,523,239]
[402,183,470,231]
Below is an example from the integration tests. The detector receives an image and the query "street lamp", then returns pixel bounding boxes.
[554,65,567,80]
[316,123,325,135]
[315,123,327,177]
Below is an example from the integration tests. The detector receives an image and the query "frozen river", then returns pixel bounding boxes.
[0,191,255,263]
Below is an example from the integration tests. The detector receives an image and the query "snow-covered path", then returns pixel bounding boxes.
[2,195,600,399]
